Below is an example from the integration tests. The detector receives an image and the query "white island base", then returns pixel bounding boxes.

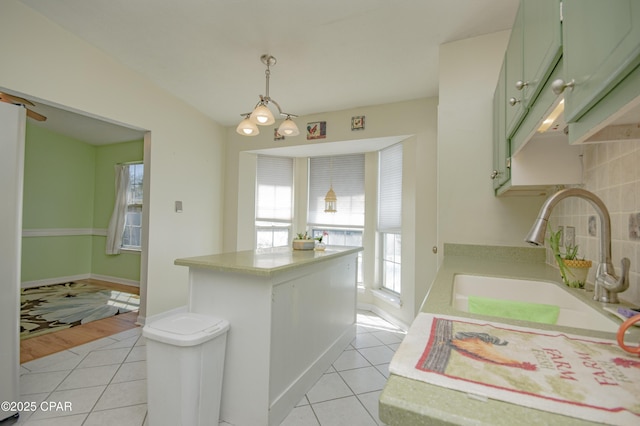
[175,246,362,426]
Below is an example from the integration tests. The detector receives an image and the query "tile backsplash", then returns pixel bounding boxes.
[548,139,640,305]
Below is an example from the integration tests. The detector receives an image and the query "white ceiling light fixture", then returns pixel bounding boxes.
[236,54,300,137]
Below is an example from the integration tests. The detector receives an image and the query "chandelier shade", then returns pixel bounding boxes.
[277,116,300,136]
[250,103,275,125]
[236,114,260,136]
[237,54,299,137]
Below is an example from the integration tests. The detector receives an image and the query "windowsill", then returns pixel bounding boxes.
[120,248,142,254]
[372,289,402,309]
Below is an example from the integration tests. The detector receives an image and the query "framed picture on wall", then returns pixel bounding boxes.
[351,116,365,131]
[307,121,326,140]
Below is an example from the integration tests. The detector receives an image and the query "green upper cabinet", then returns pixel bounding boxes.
[562,0,640,122]
[504,0,562,138]
[492,61,510,190]
[504,3,524,137]
[521,0,562,108]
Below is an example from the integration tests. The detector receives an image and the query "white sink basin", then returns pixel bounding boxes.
[452,274,619,333]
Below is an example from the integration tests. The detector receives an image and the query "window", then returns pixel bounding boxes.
[378,143,402,294]
[256,155,293,249]
[308,154,365,282]
[121,163,143,250]
[308,155,365,227]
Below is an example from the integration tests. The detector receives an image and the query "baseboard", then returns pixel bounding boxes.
[357,302,410,331]
[144,305,188,325]
[89,274,140,288]
[21,274,91,289]
[21,274,140,289]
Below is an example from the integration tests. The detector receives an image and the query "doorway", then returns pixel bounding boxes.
[1,89,149,361]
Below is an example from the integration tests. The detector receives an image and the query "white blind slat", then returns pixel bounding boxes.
[308,154,365,227]
[378,144,402,232]
[256,155,293,221]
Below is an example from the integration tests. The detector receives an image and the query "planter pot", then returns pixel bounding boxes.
[292,239,315,250]
[561,259,592,288]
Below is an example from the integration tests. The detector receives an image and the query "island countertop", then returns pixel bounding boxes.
[174,245,362,277]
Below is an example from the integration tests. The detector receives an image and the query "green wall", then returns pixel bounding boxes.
[91,140,144,280]
[21,123,143,285]
[22,125,96,228]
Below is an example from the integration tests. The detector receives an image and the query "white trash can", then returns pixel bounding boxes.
[143,312,229,426]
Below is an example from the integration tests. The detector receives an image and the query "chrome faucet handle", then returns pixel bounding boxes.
[595,258,630,304]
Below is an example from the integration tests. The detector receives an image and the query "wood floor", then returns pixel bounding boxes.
[20,279,141,364]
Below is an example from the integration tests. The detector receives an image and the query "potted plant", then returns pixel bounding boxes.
[292,232,315,250]
[314,231,328,251]
[549,228,592,288]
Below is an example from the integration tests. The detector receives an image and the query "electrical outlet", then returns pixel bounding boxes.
[175,201,183,213]
[565,226,575,248]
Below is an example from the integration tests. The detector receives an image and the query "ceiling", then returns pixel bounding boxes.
[15,0,518,145]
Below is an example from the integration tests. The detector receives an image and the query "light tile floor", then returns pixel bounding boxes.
[15,311,405,425]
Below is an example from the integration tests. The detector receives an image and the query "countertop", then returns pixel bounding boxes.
[379,243,640,426]
[174,245,362,277]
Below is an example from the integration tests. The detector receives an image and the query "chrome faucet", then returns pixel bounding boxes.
[525,188,630,303]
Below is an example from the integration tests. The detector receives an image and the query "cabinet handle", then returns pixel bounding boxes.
[551,79,575,95]
[515,80,529,91]
[490,170,501,180]
[508,97,521,106]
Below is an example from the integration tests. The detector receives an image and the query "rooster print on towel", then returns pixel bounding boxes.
[417,317,536,375]
[411,316,640,424]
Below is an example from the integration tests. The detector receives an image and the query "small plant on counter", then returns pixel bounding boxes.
[549,228,592,288]
[315,231,328,243]
[295,232,312,240]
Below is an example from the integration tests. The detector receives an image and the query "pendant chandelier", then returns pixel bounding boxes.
[236,54,300,137]
[324,157,337,213]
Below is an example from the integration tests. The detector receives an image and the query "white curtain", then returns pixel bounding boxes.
[105,165,130,255]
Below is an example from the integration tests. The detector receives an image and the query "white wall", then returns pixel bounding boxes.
[1,0,226,318]
[437,31,546,257]
[223,99,438,326]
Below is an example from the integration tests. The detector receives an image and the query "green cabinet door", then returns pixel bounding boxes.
[521,0,562,108]
[562,0,640,122]
[505,0,562,138]
[493,61,510,191]
[505,3,525,138]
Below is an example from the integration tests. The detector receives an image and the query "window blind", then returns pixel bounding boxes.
[256,155,293,221]
[308,154,365,226]
[378,143,402,232]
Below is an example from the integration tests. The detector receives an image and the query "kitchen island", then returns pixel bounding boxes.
[175,246,362,426]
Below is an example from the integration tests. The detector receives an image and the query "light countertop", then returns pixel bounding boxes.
[174,245,362,277]
[379,243,639,426]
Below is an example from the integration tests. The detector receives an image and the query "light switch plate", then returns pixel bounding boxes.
[175,201,183,213]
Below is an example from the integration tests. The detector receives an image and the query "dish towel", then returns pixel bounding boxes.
[468,296,560,324]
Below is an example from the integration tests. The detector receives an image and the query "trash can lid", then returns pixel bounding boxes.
[143,312,229,347]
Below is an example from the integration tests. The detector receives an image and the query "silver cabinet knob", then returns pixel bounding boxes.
[551,79,575,95]
[515,80,529,91]
[490,170,500,179]
[508,97,521,106]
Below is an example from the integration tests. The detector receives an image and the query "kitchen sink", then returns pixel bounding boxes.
[451,274,619,333]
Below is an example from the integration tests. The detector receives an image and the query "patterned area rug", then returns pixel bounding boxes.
[20,282,139,339]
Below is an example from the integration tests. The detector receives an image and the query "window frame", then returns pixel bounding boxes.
[255,155,294,249]
[120,162,144,251]
[377,143,403,295]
